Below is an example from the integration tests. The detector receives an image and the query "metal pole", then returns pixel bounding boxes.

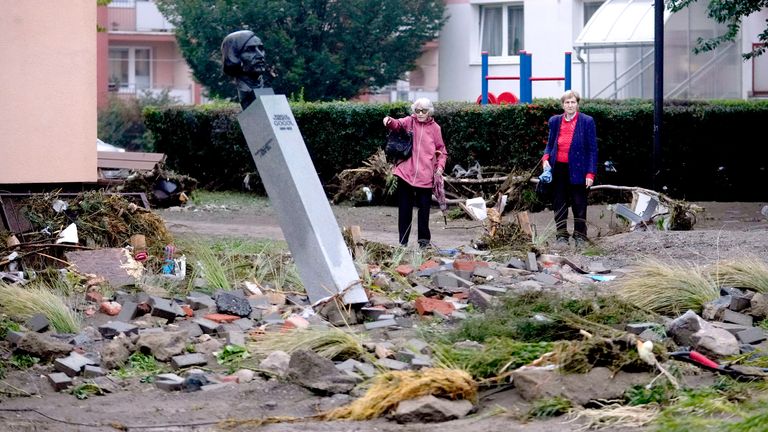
[521,51,532,103]
[565,52,572,90]
[653,0,664,189]
[481,51,489,105]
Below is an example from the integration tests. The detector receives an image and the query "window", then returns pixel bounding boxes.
[584,1,604,26]
[479,3,524,57]
[109,47,151,91]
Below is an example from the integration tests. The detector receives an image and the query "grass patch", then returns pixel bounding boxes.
[433,337,554,381]
[0,282,81,333]
[190,190,269,209]
[709,256,768,293]
[617,259,718,315]
[442,291,658,343]
[215,344,250,373]
[113,352,165,379]
[250,326,369,361]
[527,396,572,419]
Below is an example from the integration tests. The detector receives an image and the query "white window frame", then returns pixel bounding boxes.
[470,0,524,65]
[108,46,153,92]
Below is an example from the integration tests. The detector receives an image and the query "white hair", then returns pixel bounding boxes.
[411,98,434,116]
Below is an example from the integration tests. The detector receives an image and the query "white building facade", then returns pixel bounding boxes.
[438,0,768,101]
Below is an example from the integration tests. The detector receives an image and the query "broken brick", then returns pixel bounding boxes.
[418,260,439,271]
[203,313,240,324]
[414,297,455,316]
[395,264,414,276]
[100,301,122,316]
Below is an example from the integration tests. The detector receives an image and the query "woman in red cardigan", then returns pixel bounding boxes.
[542,90,598,247]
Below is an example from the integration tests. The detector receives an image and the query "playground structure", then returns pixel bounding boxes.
[480,51,572,105]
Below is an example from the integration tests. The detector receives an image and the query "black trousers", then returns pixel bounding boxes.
[396,178,432,246]
[552,162,588,239]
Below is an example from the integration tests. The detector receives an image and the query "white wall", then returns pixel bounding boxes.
[741,9,768,97]
[0,1,96,184]
[439,0,586,102]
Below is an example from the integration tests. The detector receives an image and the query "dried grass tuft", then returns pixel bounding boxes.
[617,259,718,315]
[708,256,768,293]
[0,282,81,333]
[567,403,659,430]
[250,326,368,361]
[321,368,477,421]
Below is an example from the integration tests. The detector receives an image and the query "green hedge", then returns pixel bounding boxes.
[144,99,768,201]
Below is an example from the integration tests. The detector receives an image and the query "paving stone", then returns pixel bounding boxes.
[474,284,508,296]
[375,358,410,371]
[723,309,754,327]
[25,313,50,333]
[729,295,751,312]
[193,318,219,334]
[187,293,216,310]
[472,267,501,279]
[171,353,208,369]
[410,354,433,369]
[364,319,398,330]
[226,331,247,347]
[405,338,431,355]
[177,321,203,338]
[6,330,25,345]
[201,382,236,392]
[233,318,254,332]
[54,353,95,377]
[354,362,376,378]
[98,322,138,339]
[155,373,185,392]
[737,327,767,345]
[533,273,559,285]
[116,301,139,322]
[150,297,185,321]
[69,332,91,346]
[336,359,361,372]
[506,257,527,270]
[710,321,750,335]
[526,252,538,272]
[48,373,73,391]
[83,365,106,378]
[360,306,388,321]
[625,322,661,335]
[638,328,665,342]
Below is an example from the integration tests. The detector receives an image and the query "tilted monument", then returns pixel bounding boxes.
[221,30,367,305]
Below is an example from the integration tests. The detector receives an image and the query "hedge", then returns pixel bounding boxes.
[144,99,768,201]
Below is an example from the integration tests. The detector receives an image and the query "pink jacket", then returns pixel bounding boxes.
[386,115,448,188]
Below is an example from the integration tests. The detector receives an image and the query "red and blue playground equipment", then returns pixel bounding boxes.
[480,51,572,105]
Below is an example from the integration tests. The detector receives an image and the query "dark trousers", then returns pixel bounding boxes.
[552,162,588,239]
[396,179,432,246]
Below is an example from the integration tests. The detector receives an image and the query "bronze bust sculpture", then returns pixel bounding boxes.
[221,30,270,109]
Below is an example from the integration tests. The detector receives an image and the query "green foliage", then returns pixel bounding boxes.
[666,0,768,59]
[71,382,105,400]
[626,383,675,406]
[445,292,658,343]
[215,344,250,372]
[0,316,21,340]
[433,337,553,380]
[155,0,445,101]
[526,396,572,419]
[144,99,768,200]
[9,353,39,370]
[114,352,164,379]
[98,90,178,152]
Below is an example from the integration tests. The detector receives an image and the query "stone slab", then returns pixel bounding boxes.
[237,95,367,305]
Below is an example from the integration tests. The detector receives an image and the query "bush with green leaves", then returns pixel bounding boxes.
[145,99,768,200]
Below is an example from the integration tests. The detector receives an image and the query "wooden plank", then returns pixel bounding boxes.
[348,225,364,259]
[516,211,532,237]
[97,160,159,170]
[97,151,165,163]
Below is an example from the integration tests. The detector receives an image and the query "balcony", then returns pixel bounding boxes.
[107,0,174,33]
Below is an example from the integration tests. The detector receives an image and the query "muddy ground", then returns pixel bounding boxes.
[1,201,766,432]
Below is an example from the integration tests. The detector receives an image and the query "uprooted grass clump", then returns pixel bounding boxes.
[554,333,665,374]
[617,258,718,315]
[708,256,768,294]
[250,326,369,362]
[320,368,477,421]
[442,291,659,344]
[0,281,81,333]
[433,337,555,381]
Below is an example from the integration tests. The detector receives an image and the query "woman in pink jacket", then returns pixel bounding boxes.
[383,98,448,248]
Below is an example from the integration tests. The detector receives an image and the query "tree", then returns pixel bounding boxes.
[666,0,768,59]
[156,0,446,101]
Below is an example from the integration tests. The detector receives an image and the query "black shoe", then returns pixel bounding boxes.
[555,237,569,246]
[418,239,431,249]
[574,237,588,248]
